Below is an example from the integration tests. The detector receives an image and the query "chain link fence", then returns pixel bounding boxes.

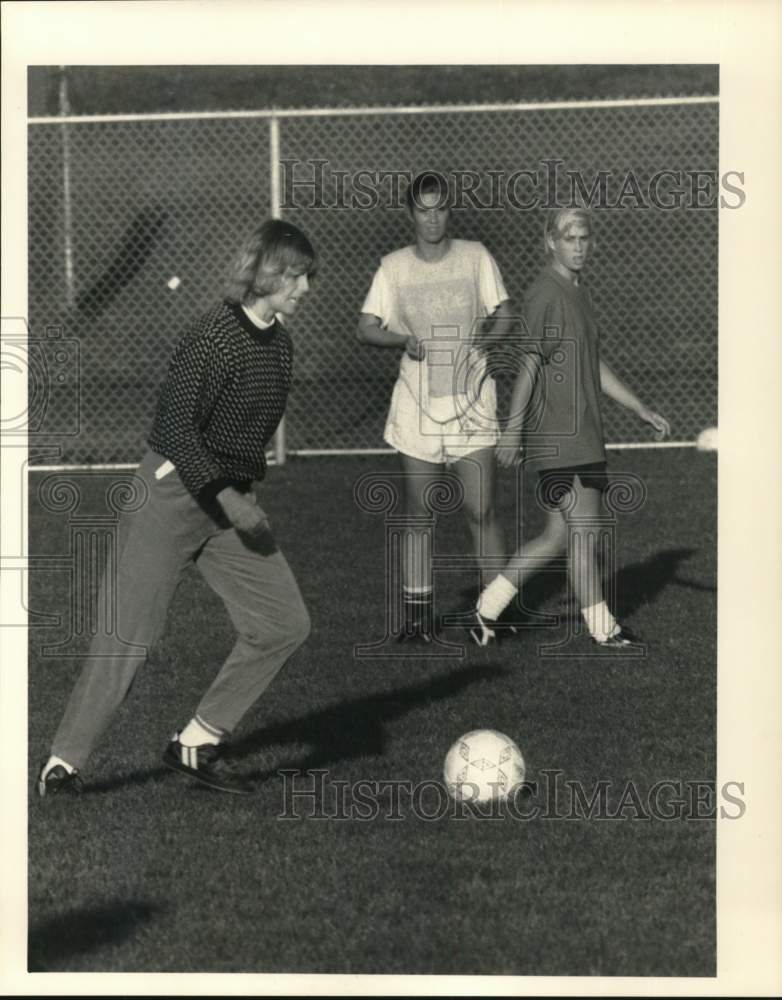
[27,100,717,465]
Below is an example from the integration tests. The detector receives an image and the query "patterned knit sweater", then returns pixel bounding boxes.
[148,301,293,502]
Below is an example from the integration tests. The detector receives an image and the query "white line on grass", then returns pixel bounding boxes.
[26,442,700,472]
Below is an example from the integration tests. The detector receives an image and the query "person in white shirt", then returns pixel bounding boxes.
[358,171,514,642]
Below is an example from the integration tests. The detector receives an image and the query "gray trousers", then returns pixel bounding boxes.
[52,451,311,770]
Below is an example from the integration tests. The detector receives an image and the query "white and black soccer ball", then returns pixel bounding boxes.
[443,729,526,803]
[696,426,718,451]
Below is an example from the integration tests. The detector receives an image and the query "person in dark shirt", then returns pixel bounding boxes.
[38,220,316,796]
[468,207,669,648]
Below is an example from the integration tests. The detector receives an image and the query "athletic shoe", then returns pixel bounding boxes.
[496,604,523,636]
[467,610,497,647]
[37,763,83,798]
[163,739,254,795]
[593,625,643,648]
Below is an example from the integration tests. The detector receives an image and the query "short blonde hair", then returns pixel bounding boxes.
[543,207,592,257]
[224,220,316,304]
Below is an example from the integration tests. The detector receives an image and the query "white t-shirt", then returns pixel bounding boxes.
[361,239,508,418]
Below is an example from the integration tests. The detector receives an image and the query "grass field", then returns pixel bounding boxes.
[27,449,716,975]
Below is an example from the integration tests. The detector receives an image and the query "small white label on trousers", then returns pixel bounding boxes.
[155,460,175,480]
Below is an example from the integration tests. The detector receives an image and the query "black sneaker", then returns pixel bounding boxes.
[37,763,83,798]
[593,625,644,648]
[163,739,254,795]
[467,610,497,647]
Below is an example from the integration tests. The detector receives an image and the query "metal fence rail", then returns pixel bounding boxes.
[26,97,718,466]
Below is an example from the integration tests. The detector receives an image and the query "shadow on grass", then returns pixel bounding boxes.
[488,546,714,627]
[28,899,161,970]
[614,546,715,618]
[83,662,508,792]
[230,661,510,775]
[83,765,171,794]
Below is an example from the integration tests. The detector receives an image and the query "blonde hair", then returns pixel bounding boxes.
[543,207,592,257]
[224,220,316,304]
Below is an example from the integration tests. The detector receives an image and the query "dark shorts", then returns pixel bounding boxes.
[537,461,609,511]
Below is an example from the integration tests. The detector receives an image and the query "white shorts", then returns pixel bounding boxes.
[383,375,499,465]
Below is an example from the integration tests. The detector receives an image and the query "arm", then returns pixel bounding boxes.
[476,246,513,342]
[155,333,268,534]
[216,485,269,535]
[495,281,561,467]
[153,334,234,500]
[356,263,425,360]
[599,360,671,439]
[496,352,544,468]
[475,298,521,377]
[478,297,517,341]
[356,312,425,361]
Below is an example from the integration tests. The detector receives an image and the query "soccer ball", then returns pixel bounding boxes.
[696,426,718,451]
[443,729,526,803]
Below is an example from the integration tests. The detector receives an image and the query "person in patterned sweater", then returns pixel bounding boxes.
[38,220,316,796]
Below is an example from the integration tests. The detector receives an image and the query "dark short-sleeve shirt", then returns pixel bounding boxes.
[519,265,606,470]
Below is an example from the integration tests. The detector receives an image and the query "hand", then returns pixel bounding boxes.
[405,335,426,361]
[217,487,270,535]
[496,429,522,468]
[638,406,671,441]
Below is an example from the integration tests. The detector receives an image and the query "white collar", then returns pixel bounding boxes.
[241,304,276,330]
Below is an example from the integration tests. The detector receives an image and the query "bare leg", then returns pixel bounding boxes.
[473,499,568,637]
[563,474,605,614]
[398,452,442,592]
[501,507,569,591]
[452,447,505,590]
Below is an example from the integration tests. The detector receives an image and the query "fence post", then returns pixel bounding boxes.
[58,66,75,311]
[269,111,287,466]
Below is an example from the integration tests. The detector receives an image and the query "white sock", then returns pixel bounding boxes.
[178,716,222,747]
[581,601,619,642]
[42,755,76,778]
[477,575,518,620]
